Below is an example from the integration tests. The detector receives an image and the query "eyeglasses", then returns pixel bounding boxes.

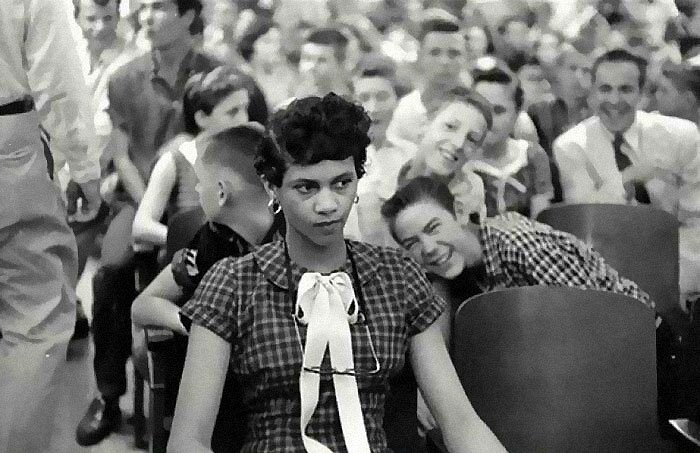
[291,312,381,377]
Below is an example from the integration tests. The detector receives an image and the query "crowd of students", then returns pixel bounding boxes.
[3,0,700,451]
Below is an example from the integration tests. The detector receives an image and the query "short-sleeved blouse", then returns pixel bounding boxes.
[181,239,446,452]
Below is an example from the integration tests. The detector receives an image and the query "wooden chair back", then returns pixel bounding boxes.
[452,286,663,452]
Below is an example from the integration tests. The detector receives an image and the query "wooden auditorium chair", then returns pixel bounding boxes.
[447,286,668,452]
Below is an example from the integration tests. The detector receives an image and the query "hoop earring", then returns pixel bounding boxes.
[354,195,359,205]
[267,198,282,215]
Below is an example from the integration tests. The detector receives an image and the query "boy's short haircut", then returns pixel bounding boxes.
[74,0,121,18]
[472,66,525,111]
[354,53,397,80]
[304,27,349,63]
[183,66,269,136]
[419,9,461,42]
[200,124,265,186]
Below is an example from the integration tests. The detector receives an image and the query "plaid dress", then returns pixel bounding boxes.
[181,240,446,452]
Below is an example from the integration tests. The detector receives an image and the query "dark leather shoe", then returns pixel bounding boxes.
[75,397,121,446]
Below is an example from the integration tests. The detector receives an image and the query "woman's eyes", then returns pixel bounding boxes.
[294,183,315,194]
[333,179,353,190]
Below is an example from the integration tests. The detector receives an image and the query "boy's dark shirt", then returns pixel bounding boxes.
[166,214,283,453]
[171,214,285,303]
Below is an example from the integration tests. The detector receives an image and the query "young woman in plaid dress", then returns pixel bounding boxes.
[168,93,506,452]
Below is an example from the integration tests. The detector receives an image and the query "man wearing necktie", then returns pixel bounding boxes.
[554,48,700,438]
[553,48,700,300]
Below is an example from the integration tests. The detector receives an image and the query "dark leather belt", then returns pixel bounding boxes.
[0,96,34,116]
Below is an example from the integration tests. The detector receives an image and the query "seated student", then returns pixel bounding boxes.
[471,66,554,218]
[168,93,506,453]
[132,66,268,247]
[131,124,281,453]
[347,53,405,246]
[381,176,654,312]
[397,86,492,227]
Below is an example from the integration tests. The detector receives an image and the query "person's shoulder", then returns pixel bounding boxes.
[110,51,152,82]
[553,116,599,146]
[639,111,699,138]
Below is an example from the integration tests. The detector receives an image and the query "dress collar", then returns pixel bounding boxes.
[253,240,380,290]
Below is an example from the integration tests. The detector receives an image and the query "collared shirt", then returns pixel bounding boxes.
[105,49,220,181]
[181,240,446,452]
[477,212,654,310]
[0,0,99,183]
[553,110,700,226]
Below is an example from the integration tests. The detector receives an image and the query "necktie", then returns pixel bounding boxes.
[295,272,371,453]
[612,133,650,204]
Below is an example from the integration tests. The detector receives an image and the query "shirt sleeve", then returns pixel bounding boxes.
[515,229,655,310]
[401,254,448,337]
[24,0,99,183]
[180,258,240,343]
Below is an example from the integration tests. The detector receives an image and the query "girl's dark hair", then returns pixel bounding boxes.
[381,176,456,239]
[255,93,371,187]
[182,66,268,135]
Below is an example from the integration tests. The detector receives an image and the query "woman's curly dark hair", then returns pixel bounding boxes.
[255,93,371,187]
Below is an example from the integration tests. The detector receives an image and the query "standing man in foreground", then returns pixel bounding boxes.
[0,0,102,451]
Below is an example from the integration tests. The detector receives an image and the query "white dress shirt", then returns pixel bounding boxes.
[553,110,700,224]
[554,110,700,296]
[0,0,99,183]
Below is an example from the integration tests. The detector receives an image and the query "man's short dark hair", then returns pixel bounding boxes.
[353,53,397,82]
[74,0,121,19]
[473,66,524,111]
[304,27,349,63]
[419,17,461,42]
[255,93,371,187]
[172,0,203,35]
[592,48,648,88]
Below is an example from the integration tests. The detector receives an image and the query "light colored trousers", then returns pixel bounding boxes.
[0,111,78,452]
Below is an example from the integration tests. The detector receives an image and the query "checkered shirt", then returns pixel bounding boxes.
[478,212,654,310]
[180,240,446,452]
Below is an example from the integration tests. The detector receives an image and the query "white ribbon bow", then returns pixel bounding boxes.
[295,272,371,453]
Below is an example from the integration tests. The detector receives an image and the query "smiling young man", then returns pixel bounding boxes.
[553,48,700,318]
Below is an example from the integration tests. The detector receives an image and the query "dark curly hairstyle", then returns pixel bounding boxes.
[255,93,371,187]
